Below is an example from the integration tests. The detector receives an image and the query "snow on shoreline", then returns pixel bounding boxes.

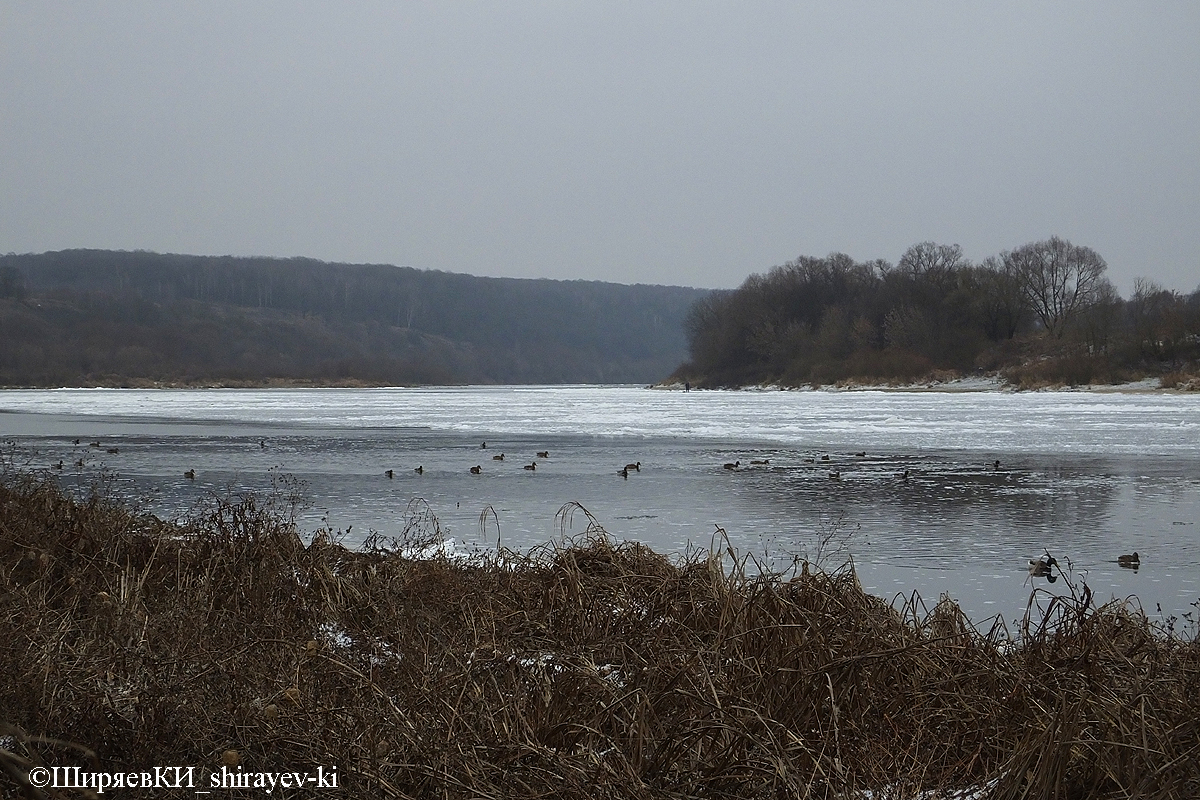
[655,375,1184,393]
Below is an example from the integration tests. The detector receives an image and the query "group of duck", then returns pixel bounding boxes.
[720,451,876,481]
[722,458,772,470]
[1027,551,1141,583]
[55,439,120,470]
[386,444,643,480]
[84,437,266,482]
[94,440,1148,582]
[50,439,130,472]
[720,454,1011,483]
[390,445,541,478]
[435,443,537,476]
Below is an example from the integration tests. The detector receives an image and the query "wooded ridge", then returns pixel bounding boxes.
[0,250,708,387]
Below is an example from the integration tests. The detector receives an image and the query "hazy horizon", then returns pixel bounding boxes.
[3,3,1198,294]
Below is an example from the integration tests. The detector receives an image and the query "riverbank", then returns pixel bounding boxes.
[3,470,1197,798]
[0,376,419,390]
[656,373,1200,393]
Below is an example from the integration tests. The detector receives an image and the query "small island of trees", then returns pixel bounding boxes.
[673,237,1200,389]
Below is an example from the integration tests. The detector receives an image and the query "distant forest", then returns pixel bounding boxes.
[0,250,708,387]
[672,238,1200,388]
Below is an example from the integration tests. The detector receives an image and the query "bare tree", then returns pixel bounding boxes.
[1076,277,1121,354]
[1004,237,1107,338]
[889,242,971,356]
[896,241,966,288]
[974,256,1028,340]
[1129,278,1194,364]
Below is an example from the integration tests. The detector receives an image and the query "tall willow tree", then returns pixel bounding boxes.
[1004,237,1109,339]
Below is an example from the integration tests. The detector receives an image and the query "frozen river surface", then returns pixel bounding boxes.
[3,386,1198,626]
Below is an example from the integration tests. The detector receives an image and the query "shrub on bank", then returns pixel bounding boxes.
[1160,370,1200,390]
[1001,352,1139,389]
[2,472,1197,798]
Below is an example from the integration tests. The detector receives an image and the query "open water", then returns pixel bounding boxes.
[2,386,1198,628]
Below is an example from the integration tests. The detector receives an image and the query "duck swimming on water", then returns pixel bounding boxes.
[1117,552,1140,567]
[1028,555,1059,582]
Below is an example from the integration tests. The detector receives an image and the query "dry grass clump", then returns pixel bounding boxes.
[1002,354,1139,389]
[2,472,1198,798]
[1159,371,1200,391]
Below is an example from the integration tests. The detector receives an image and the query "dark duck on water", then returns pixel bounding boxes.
[1028,554,1059,583]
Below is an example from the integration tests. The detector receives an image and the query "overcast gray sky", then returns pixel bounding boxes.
[3,3,1198,293]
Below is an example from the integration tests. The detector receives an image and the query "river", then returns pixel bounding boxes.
[2,385,1197,628]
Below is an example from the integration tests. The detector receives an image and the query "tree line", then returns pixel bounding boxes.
[0,250,708,387]
[674,238,1200,388]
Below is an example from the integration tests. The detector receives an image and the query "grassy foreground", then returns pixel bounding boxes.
[2,472,1198,799]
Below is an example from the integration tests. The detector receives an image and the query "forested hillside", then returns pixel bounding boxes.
[0,250,708,387]
[673,238,1200,388]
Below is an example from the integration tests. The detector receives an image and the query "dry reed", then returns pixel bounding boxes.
[1,470,1197,799]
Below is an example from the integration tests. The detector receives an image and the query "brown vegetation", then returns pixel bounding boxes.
[2,472,1198,798]
[1159,371,1200,391]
